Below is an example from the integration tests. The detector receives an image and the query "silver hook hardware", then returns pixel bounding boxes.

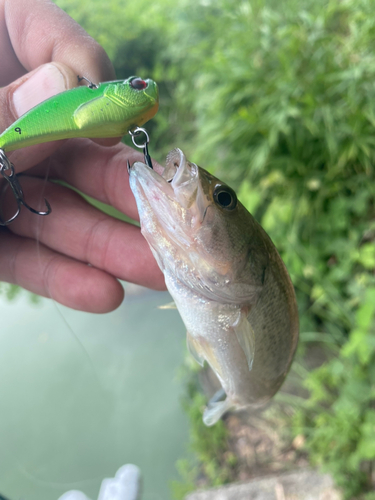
[0,149,51,226]
[129,127,153,169]
[77,75,99,89]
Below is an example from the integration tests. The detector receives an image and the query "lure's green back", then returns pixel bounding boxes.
[0,77,159,151]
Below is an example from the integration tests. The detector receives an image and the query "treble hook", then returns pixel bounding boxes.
[129,127,153,169]
[0,149,51,226]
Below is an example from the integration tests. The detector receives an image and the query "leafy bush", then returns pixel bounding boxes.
[170,362,237,499]
[294,288,375,497]
[0,282,24,301]
[162,0,375,495]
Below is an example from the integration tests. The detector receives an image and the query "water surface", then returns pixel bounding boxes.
[0,285,189,500]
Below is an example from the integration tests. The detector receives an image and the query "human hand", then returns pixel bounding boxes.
[0,0,166,313]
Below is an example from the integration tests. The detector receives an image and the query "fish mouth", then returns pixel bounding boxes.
[129,148,208,246]
[129,148,201,252]
[130,148,199,206]
[161,148,198,189]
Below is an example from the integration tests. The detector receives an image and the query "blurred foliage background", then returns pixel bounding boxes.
[51,0,375,497]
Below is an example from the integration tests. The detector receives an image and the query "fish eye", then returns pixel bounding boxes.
[130,77,147,90]
[213,185,237,210]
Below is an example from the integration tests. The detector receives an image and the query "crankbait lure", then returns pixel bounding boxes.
[0,76,159,225]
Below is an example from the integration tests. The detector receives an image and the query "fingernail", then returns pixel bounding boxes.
[13,63,68,117]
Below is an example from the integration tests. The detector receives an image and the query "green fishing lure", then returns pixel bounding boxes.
[0,76,159,151]
[0,75,159,225]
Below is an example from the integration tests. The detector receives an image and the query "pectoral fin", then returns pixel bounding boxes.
[234,310,255,371]
[186,332,205,366]
[158,301,177,310]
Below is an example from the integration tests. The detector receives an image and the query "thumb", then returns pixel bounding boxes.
[0,62,79,171]
[12,62,78,117]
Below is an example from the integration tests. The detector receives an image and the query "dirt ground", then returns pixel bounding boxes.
[224,409,309,482]
[197,348,319,486]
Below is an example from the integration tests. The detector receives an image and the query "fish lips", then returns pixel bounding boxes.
[129,148,201,210]
[129,149,217,277]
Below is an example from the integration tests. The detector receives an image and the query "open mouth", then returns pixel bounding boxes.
[129,148,199,211]
[161,149,198,188]
[162,156,178,183]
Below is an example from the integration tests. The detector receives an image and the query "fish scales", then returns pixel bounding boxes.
[129,148,299,426]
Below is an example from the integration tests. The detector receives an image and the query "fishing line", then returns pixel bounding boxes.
[18,153,106,485]
[34,154,102,387]
[17,460,103,489]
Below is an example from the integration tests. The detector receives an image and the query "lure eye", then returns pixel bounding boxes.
[130,77,147,90]
[213,185,237,210]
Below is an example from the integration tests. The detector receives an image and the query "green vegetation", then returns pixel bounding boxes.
[0,282,28,301]
[170,360,238,499]
[20,0,375,496]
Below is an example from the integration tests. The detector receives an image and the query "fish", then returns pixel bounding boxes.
[0,76,158,151]
[129,148,299,426]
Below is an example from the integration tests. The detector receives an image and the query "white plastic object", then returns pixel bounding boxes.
[57,491,92,500]
[98,464,141,500]
[57,464,142,500]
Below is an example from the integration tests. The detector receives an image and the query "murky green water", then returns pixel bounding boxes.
[0,285,189,500]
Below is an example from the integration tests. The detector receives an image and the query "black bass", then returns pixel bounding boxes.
[129,149,299,426]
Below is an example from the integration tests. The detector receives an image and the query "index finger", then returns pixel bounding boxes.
[44,140,165,222]
[0,0,115,86]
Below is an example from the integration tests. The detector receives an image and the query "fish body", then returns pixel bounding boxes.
[0,76,158,151]
[129,149,299,426]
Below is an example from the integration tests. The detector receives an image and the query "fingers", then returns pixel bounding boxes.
[0,63,122,173]
[0,0,114,86]
[0,1,165,312]
[0,0,116,170]
[0,228,124,313]
[30,139,164,223]
[0,63,79,161]
[4,177,166,292]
